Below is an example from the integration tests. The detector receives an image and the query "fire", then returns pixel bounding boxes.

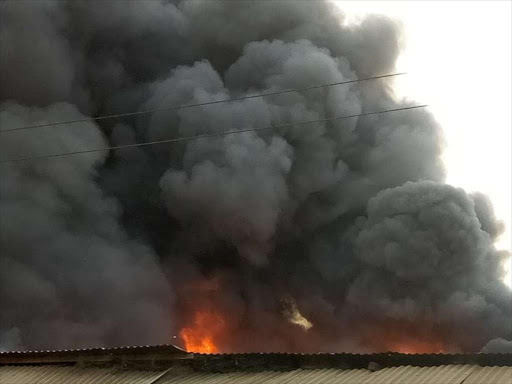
[179,310,226,353]
[358,319,449,354]
[392,340,445,354]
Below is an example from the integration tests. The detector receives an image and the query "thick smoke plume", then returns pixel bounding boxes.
[1,0,510,353]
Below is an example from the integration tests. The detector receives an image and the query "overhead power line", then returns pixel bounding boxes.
[0,72,406,133]
[0,104,427,164]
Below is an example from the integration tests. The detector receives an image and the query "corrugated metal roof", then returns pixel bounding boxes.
[464,366,512,384]
[0,343,186,357]
[0,344,189,365]
[2,345,510,368]
[1,365,511,384]
[0,366,163,384]
[159,365,511,384]
[190,351,512,369]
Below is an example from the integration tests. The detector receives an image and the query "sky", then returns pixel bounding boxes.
[334,0,512,287]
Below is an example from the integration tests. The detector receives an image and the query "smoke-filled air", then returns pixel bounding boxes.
[1,0,510,354]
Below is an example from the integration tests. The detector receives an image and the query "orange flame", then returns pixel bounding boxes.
[357,319,449,354]
[180,310,226,353]
[391,340,445,354]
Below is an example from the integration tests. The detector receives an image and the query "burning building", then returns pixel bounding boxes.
[0,0,511,354]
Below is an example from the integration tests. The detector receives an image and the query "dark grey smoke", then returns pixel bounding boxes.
[0,0,510,353]
[0,103,174,350]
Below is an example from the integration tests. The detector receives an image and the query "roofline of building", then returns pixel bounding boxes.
[1,344,511,369]
[0,344,190,365]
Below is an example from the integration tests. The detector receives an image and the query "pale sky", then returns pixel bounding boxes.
[333,1,512,287]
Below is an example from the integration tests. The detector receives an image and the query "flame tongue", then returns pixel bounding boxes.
[180,310,225,353]
[181,331,218,354]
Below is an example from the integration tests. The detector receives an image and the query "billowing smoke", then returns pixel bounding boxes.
[1,0,510,353]
[481,338,512,353]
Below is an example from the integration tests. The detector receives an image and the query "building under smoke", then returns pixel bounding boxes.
[0,0,510,353]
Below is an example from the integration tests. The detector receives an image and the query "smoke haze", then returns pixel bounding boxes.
[0,0,510,353]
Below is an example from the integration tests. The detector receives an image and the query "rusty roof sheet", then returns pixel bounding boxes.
[1,365,511,384]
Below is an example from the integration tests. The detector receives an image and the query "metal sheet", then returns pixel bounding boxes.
[0,366,162,384]
[464,366,512,384]
[159,366,471,384]
[2,365,511,384]
[158,365,512,384]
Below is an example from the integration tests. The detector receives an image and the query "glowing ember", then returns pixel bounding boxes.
[179,311,226,353]
[358,320,450,354]
[392,340,445,354]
